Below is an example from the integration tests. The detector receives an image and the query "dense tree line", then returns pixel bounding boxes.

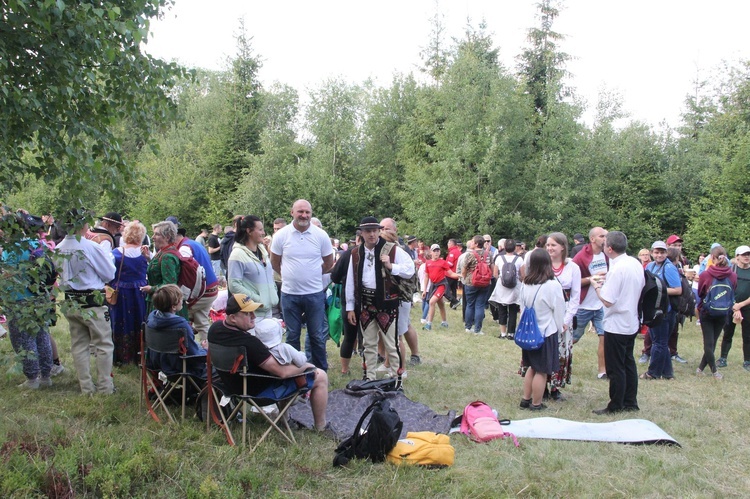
[4,1,749,261]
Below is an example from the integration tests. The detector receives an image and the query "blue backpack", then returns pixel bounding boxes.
[703,277,734,317]
[515,286,545,350]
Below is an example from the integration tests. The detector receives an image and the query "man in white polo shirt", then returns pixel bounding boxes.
[590,231,645,415]
[271,199,335,370]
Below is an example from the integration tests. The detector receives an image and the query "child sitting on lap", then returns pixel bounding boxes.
[253,317,307,367]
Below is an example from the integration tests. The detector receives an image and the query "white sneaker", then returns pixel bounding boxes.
[420,318,427,324]
[474,330,485,336]
[50,364,65,377]
[465,327,474,333]
[18,378,40,389]
[376,364,390,373]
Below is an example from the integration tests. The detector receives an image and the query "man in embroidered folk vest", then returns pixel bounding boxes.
[345,217,415,382]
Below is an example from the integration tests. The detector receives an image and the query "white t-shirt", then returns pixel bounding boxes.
[271,224,333,295]
[599,253,645,335]
[580,252,607,310]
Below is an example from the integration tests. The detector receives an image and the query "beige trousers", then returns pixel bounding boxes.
[66,306,114,394]
[361,316,402,381]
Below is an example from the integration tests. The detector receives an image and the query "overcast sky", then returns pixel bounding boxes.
[145,0,750,128]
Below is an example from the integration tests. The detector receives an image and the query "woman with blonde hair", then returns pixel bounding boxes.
[110,221,150,364]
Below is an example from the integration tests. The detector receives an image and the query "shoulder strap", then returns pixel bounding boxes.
[512,255,519,264]
[530,285,543,307]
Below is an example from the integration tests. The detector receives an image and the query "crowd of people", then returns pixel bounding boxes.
[2,201,749,421]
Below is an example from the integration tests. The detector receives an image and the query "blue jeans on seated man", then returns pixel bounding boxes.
[282,290,328,371]
[647,309,675,378]
[572,307,604,342]
[464,284,491,332]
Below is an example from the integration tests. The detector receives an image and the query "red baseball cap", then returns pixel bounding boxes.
[666,234,683,245]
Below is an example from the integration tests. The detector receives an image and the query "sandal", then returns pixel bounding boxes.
[639,372,656,380]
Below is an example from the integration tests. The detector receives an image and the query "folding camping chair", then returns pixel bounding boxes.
[206,342,313,450]
[140,323,207,423]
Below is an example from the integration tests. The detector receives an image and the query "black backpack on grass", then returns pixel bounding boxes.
[333,397,403,466]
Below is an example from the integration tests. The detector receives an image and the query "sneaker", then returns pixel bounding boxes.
[597,372,608,380]
[440,321,449,328]
[18,378,40,389]
[529,403,547,411]
[465,327,474,333]
[39,377,52,387]
[672,354,687,364]
[450,299,461,310]
[474,330,484,336]
[375,364,389,373]
[50,364,65,377]
[638,353,649,364]
[696,320,701,326]
[423,322,432,331]
[744,361,750,372]
[420,318,427,324]
[519,398,531,409]
[695,368,705,376]
[409,355,421,366]
[716,357,727,368]
[713,371,723,380]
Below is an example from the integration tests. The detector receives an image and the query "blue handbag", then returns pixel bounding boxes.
[514,286,545,350]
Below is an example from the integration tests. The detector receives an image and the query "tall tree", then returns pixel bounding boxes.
[517,0,571,145]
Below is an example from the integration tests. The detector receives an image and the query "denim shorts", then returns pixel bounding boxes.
[572,307,605,342]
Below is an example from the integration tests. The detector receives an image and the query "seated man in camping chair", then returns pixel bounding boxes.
[146,285,208,380]
[207,293,330,432]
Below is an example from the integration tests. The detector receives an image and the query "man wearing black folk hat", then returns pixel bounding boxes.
[85,211,123,251]
[344,216,415,383]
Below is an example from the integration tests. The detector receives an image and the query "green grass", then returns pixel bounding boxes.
[1,307,749,498]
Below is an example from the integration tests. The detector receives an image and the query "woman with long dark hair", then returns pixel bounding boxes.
[519,249,565,410]
[545,232,581,400]
[227,215,277,318]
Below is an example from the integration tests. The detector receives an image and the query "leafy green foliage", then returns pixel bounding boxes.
[1,0,187,202]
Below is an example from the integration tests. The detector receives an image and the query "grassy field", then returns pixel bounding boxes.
[1,305,749,498]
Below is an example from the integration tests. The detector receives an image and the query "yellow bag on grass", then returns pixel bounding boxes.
[386,431,454,467]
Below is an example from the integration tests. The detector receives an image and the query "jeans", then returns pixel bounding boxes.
[572,307,604,342]
[603,330,639,411]
[647,309,675,378]
[464,285,491,332]
[7,311,53,380]
[282,291,328,370]
[211,260,223,278]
